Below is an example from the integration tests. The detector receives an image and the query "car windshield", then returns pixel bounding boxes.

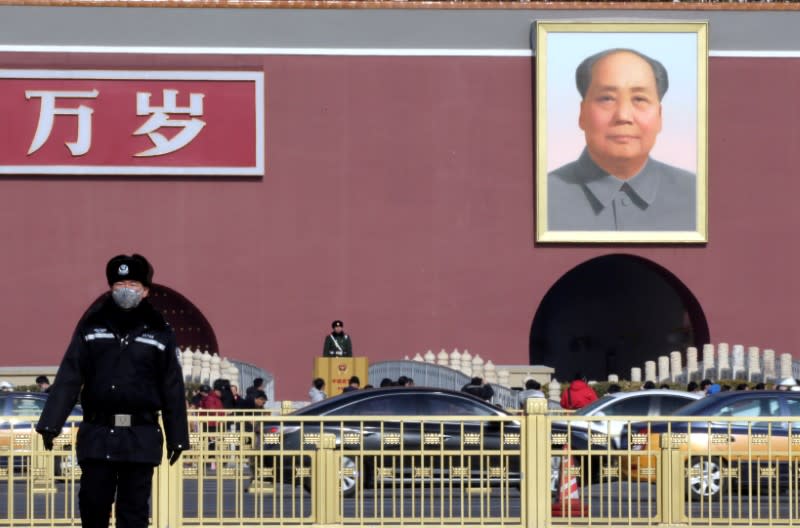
[671,397,715,416]
[573,395,614,416]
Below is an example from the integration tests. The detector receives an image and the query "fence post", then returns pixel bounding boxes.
[314,433,340,525]
[659,433,687,525]
[524,397,550,528]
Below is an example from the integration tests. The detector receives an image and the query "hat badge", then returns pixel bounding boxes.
[118,264,129,276]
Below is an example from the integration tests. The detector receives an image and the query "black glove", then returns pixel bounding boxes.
[39,431,57,451]
[168,448,183,466]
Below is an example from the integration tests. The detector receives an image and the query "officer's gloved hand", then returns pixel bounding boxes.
[168,447,183,466]
[39,431,57,451]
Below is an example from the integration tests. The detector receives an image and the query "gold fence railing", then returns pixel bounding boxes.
[1,401,799,527]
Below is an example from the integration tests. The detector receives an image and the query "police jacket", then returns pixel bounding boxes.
[37,295,190,465]
[322,333,352,357]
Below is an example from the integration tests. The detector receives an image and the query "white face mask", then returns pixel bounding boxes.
[112,287,144,310]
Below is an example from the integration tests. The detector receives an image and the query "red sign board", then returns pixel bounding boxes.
[0,70,264,176]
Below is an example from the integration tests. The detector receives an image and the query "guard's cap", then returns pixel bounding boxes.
[106,254,153,287]
[331,320,344,329]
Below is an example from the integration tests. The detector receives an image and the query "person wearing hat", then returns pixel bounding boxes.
[36,254,189,528]
[322,320,353,357]
[35,375,51,393]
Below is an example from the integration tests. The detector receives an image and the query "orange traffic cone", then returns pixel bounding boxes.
[551,449,587,517]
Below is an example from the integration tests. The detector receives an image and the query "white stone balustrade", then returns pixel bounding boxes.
[450,349,461,372]
[548,379,561,402]
[717,343,730,379]
[763,349,776,381]
[780,353,793,380]
[472,355,484,379]
[670,351,682,382]
[731,344,745,379]
[686,347,698,380]
[437,349,449,366]
[461,350,472,377]
[410,342,798,391]
[702,344,715,380]
[747,346,760,381]
[657,356,670,382]
[645,361,656,382]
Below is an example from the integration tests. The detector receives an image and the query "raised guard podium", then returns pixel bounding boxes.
[313,357,369,396]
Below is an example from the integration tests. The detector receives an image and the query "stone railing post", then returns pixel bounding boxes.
[763,349,776,382]
[449,349,461,372]
[731,344,745,379]
[670,351,683,383]
[437,349,449,366]
[747,346,761,382]
[461,350,473,377]
[702,344,715,381]
[686,346,698,381]
[645,361,656,383]
[548,379,561,403]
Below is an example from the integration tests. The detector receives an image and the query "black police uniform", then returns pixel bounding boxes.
[37,294,189,528]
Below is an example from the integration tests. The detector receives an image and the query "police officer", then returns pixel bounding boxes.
[36,254,189,528]
[322,319,353,357]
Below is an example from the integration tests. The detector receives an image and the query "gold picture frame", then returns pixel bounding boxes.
[535,21,708,243]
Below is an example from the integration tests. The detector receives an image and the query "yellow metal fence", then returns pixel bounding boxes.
[1,402,799,527]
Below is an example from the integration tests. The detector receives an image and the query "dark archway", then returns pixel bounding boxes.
[530,254,709,382]
[88,284,219,354]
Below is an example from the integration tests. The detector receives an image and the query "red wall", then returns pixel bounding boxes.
[0,53,797,400]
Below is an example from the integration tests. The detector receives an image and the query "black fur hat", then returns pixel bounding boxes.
[106,254,154,287]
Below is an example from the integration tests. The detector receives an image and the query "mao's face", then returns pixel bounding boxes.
[579,51,663,179]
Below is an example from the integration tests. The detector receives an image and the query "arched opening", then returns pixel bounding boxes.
[87,284,219,354]
[530,254,709,382]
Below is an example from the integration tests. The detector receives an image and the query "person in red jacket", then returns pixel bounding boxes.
[560,373,598,410]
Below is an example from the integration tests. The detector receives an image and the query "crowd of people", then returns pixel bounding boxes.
[188,377,268,411]
[553,371,800,411]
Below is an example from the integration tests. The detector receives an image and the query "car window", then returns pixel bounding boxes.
[715,397,781,429]
[716,397,779,418]
[424,395,493,416]
[327,394,420,416]
[658,395,696,415]
[600,396,651,416]
[784,396,800,417]
[11,396,45,416]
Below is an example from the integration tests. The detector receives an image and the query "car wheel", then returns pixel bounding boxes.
[688,456,726,500]
[301,454,364,498]
[339,455,361,498]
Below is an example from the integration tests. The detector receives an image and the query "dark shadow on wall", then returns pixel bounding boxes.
[529,254,709,382]
[87,284,219,354]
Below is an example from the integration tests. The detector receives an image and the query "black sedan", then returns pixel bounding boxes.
[260,386,522,496]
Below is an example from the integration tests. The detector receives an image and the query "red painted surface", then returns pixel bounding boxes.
[0,53,795,400]
[0,74,259,170]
